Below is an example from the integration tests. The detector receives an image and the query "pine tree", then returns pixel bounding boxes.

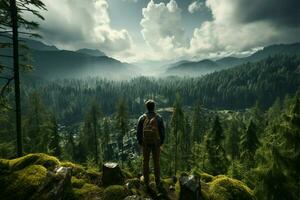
[81,100,102,164]
[0,0,46,157]
[255,95,300,200]
[102,117,111,161]
[170,93,185,175]
[205,115,228,175]
[240,120,259,169]
[227,120,240,161]
[191,101,204,143]
[23,92,51,153]
[181,115,192,171]
[115,98,129,167]
[49,114,61,157]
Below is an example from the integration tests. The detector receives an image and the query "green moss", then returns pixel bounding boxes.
[61,161,85,176]
[73,183,104,200]
[201,189,210,200]
[85,168,102,185]
[103,185,129,200]
[0,159,10,174]
[209,176,255,200]
[72,177,86,189]
[0,165,48,200]
[200,172,214,183]
[122,169,133,179]
[126,178,141,189]
[162,178,173,185]
[9,153,60,171]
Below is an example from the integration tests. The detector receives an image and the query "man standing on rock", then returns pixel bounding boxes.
[137,100,165,190]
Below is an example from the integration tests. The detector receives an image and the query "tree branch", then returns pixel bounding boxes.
[0,34,12,39]
[0,30,12,34]
[0,76,14,97]
[0,54,13,58]
[0,76,12,80]
[0,65,13,70]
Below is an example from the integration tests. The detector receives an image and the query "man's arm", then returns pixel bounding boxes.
[158,116,165,145]
[136,115,144,146]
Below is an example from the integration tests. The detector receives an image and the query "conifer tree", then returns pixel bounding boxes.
[205,115,228,175]
[82,100,102,164]
[115,98,129,167]
[49,114,61,157]
[170,93,185,174]
[23,92,51,153]
[102,117,111,161]
[0,0,46,157]
[255,95,300,200]
[191,101,204,143]
[240,120,259,168]
[227,120,240,161]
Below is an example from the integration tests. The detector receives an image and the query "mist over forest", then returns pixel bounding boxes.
[1,0,300,200]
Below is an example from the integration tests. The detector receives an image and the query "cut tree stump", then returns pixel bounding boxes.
[102,162,124,186]
[179,174,201,200]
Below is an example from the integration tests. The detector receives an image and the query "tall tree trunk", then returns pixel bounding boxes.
[10,0,22,157]
[93,112,99,164]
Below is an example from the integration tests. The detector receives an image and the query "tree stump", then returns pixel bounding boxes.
[179,174,201,200]
[102,162,124,186]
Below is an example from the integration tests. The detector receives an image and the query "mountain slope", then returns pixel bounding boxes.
[0,37,137,80]
[76,48,105,57]
[27,49,136,80]
[166,42,300,76]
[167,59,220,76]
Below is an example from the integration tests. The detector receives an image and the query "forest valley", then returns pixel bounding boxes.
[1,0,300,199]
[0,54,300,200]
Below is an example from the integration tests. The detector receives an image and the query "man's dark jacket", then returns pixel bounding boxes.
[136,111,165,145]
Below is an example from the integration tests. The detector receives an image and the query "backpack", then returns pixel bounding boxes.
[142,114,160,145]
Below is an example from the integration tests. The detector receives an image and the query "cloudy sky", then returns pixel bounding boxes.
[29,0,300,63]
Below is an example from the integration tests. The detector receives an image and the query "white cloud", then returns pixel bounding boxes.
[122,0,139,3]
[188,0,300,58]
[188,1,203,14]
[29,0,132,55]
[139,0,187,60]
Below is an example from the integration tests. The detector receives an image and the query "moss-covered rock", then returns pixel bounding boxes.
[209,176,255,200]
[126,178,141,190]
[61,161,85,177]
[200,172,214,183]
[103,185,129,200]
[9,153,60,171]
[0,165,48,200]
[0,158,10,174]
[85,168,102,186]
[72,177,86,189]
[73,183,104,200]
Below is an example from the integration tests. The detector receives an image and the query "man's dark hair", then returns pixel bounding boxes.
[145,100,155,111]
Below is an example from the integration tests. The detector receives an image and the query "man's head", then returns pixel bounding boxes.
[145,99,155,112]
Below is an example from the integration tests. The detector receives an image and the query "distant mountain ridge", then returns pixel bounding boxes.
[0,36,137,80]
[166,42,300,76]
[76,48,106,57]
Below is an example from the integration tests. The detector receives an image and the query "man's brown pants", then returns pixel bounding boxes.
[143,144,160,186]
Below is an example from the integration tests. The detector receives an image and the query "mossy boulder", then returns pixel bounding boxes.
[73,183,104,200]
[9,153,60,171]
[103,185,129,200]
[72,177,86,189]
[61,161,85,177]
[0,165,48,200]
[209,176,255,200]
[0,158,10,174]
